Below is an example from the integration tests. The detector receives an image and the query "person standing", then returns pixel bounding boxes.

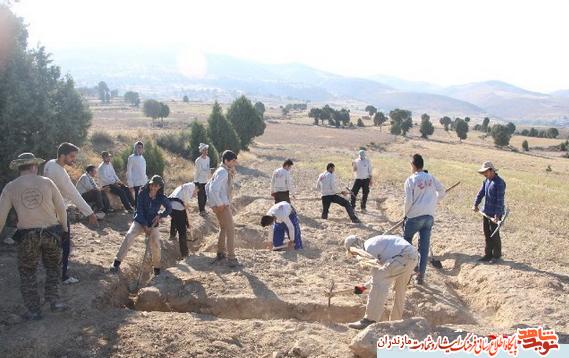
[206,150,239,267]
[98,151,135,212]
[76,165,111,214]
[345,234,418,329]
[0,153,69,320]
[168,182,196,259]
[127,141,147,207]
[473,161,506,264]
[194,143,211,216]
[402,154,446,285]
[44,142,98,285]
[260,201,303,250]
[316,163,360,223]
[110,175,172,275]
[270,159,294,204]
[351,150,373,212]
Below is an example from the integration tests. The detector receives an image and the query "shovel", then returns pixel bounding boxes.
[130,233,150,292]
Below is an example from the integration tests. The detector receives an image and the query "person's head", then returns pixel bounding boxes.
[101,151,112,163]
[198,143,209,157]
[221,150,238,168]
[146,175,164,196]
[477,161,497,179]
[326,163,335,173]
[411,154,424,173]
[9,152,45,175]
[283,159,294,171]
[358,149,366,159]
[134,141,144,156]
[260,215,275,227]
[344,235,363,255]
[57,142,79,166]
[86,165,97,177]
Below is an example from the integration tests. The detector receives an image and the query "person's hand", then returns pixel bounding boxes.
[472,205,479,212]
[129,188,135,197]
[271,193,276,198]
[212,206,223,215]
[102,186,110,193]
[152,215,160,227]
[88,213,98,226]
[493,214,501,223]
[369,179,373,187]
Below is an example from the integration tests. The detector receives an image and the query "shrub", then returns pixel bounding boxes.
[90,131,114,148]
[491,124,512,147]
[156,131,191,158]
[357,118,365,127]
[120,141,165,177]
[522,140,529,151]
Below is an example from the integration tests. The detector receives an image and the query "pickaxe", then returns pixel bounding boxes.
[479,207,509,238]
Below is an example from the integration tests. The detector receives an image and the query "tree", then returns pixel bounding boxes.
[159,102,170,127]
[389,109,412,136]
[254,101,266,118]
[506,122,516,135]
[365,105,377,117]
[520,129,530,136]
[182,95,189,103]
[481,117,490,132]
[455,118,469,142]
[357,118,365,127]
[308,107,322,125]
[189,120,219,167]
[227,95,266,150]
[420,114,434,139]
[333,108,351,126]
[522,140,529,151]
[464,117,471,123]
[0,8,91,183]
[439,116,452,132]
[143,99,161,126]
[547,127,559,138]
[529,128,539,137]
[373,111,387,129]
[97,81,110,103]
[110,89,119,98]
[207,101,241,154]
[124,91,140,106]
[491,124,511,147]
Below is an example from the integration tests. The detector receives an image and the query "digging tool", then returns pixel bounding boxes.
[478,207,509,238]
[131,233,150,292]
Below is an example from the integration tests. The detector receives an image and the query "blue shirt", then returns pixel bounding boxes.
[134,189,172,227]
[474,174,506,218]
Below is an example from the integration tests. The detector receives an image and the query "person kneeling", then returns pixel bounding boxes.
[344,234,418,330]
[260,201,303,251]
[110,175,172,276]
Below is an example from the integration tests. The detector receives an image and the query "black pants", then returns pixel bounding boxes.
[195,183,207,213]
[170,209,189,257]
[133,186,142,207]
[82,190,110,213]
[62,216,71,280]
[321,195,358,221]
[351,178,370,209]
[273,191,290,204]
[106,184,134,210]
[483,216,502,258]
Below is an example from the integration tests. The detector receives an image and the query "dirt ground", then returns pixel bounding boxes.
[1,106,568,357]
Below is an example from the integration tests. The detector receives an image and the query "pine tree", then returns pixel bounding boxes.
[227,95,265,150]
[207,102,241,154]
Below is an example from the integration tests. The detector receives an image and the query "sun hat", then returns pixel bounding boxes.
[148,175,165,187]
[9,153,45,170]
[477,161,497,173]
[198,143,209,152]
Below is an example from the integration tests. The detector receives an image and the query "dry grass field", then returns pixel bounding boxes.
[1,101,568,357]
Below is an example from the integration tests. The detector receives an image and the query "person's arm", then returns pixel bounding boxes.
[404,178,413,215]
[126,156,134,188]
[474,181,485,208]
[58,171,94,217]
[209,171,228,207]
[315,175,321,192]
[495,180,506,219]
[136,194,149,227]
[160,196,172,218]
[194,158,201,182]
[433,176,446,200]
[110,165,120,183]
[0,186,13,234]
[50,180,68,231]
[330,174,338,194]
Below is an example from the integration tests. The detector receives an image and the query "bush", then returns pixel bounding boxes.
[420,115,434,139]
[156,131,191,158]
[90,131,114,148]
[357,118,365,127]
[522,140,529,151]
[120,141,165,178]
[491,124,511,147]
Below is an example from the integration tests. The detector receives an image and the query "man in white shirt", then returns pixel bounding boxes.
[168,182,196,259]
[344,234,418,330]
[43,142,98,285]
[98,151,135,212]
[194,143,211,215]
[271,159,294,204]
[316,163,360,223]
[126,141,147,206]
[351,150,373,212]
[76,165,111,214]
[260,201,302,250]
[403,154,446,285]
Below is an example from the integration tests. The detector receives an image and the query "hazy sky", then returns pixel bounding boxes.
[12,0,569,92]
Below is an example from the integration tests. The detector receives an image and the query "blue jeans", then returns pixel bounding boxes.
[403,215,434,277]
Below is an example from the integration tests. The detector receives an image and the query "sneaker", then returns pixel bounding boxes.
[107,208,115,213]
[50,302,68,312]
[489,257,502,264]
[227,258,240,268]
[199,211,207,217]
[478,255,492,262]
[361,208,367,213]
[3,237,15,245]
[415,274,424,285]
[347,318,375,330]
[62,276,79,285]
[109,260,121,274]
[169,235,177,241]
[23,311,42,321]
[95,212,106,220]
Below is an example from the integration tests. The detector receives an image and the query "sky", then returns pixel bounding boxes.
[10,0,569,92]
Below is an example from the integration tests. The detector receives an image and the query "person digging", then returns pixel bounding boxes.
[110,175,172,276]
[168,182,197,260]
[316,163,361,224]
[260,201,303,251]
[344,234,418,330]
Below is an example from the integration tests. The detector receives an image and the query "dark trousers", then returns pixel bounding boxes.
[62,217,71,280]
[483,217,502,258]
[170,209,189,257]
[133,186,142,207]
[351,178,370,209]
[273,191,290,204]
[82,190,110,212]
[107,184,134,210]
[321,195,358,221]
[195,183,207,213]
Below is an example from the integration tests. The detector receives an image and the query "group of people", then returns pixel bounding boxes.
[0,140,506,326]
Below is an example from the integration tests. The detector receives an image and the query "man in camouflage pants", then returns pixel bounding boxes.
[0,153,69,320]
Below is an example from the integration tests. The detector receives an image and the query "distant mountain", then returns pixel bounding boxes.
[369,74,443,94]
[551,89,569,98]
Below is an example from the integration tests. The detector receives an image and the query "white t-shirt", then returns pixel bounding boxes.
[364,235,413,264]
[353,157,372,180]
[271,167,294,194]
[206,167,230,207]
[194,156,211,184]
[316,171,337,196]
[126,154,147,188]
[44,159,94,216]
[98,162,120,186]
[168,183,196,211]
[404,171,446,219]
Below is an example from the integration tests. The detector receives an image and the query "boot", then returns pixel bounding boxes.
[348,318,375,330]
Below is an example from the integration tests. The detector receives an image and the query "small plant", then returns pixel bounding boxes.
[90,131,114,147]
[156,131,191,158]
[522,140,529,152]
[546,165,552,173]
